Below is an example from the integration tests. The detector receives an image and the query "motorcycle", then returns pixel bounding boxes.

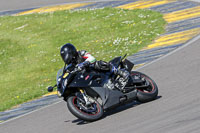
[48,54,158,121]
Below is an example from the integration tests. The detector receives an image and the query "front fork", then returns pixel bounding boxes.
[78,88,91,106]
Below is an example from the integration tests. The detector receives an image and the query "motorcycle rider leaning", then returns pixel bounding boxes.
[60,43,130,90]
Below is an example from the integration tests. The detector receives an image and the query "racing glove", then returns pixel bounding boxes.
[77,61,90,71]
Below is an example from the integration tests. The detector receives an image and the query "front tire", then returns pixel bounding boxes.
[67,96,103,122]
[131,71,158,103]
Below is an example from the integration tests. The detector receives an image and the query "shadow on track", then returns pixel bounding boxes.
[67,96,162,125]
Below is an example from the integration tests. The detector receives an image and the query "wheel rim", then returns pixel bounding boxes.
[140,76,155,93]
[72,97,100,116]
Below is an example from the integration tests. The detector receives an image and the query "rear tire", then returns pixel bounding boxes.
[131,71,158,103]
[67,96,103,122]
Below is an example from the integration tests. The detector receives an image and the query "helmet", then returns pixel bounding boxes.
[60,43,78,65]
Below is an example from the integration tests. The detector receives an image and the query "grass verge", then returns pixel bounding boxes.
[0,7,166,111]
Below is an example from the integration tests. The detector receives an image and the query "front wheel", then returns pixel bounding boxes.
[131,71,158,103]
[67,96,103,122]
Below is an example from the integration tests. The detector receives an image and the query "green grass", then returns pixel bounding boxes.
[0,8,166,111]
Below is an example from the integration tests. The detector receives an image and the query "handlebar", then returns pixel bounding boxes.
[70,67,86,74]
[70,67,79,74]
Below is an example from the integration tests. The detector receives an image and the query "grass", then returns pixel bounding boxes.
[0,7,166,111]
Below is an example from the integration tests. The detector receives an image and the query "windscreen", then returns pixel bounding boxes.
[109,56,121,67]
[56,68,63,85]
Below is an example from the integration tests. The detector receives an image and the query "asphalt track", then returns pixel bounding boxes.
[0,0,116,11]
[0,30,200,133]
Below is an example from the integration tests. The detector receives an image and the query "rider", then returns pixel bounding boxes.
[60,43,130,89]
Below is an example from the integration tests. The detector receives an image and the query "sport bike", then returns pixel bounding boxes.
[48,54,158,121]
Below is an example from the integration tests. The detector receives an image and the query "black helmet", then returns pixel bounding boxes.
[60,43,78,65]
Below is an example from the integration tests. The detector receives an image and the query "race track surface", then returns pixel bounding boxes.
[0,0,113,11]
[1,36,200,133]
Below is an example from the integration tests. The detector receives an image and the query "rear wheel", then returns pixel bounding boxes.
[131,71,158,103]
[67,96,103,122]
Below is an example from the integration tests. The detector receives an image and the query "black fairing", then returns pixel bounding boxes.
[68,71,105,88]
[123,59,134,72]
